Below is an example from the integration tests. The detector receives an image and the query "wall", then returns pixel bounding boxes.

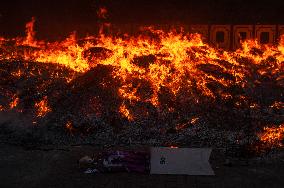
[111,24,283,50]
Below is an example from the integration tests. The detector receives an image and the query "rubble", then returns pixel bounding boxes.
[0,21,283,159]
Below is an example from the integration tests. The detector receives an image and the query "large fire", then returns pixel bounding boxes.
[0,18,283,147]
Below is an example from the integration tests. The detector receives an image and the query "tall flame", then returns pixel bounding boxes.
[22,17,37,47]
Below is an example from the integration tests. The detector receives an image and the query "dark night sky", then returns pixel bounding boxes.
[1,0,284,38]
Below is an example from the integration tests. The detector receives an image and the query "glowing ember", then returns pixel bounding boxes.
[270,101,284,110]
[9,95,19,109]
[34,96,51,117]
[259,124,284,147]
[0,105,4,111]
[65,121,74,132]
[119,103,133,121]
[11,69,23,78]
[190,117,199,124]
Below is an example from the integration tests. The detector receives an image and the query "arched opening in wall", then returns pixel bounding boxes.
[239,32,247,40]
[216,31,225,43]
[237,32,247,44]
[260,32,270,44]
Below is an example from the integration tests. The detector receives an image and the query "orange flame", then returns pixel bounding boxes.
[191,117,199,124]
[9,95,19,109]
[97,7,108,19]
[65,121,74,133]
[34,96,51,117]
[259,124,284,147]
[269,101,284,110]
[11,69,23,78]
[119,103,133,121]
[0,105,4,111]
[22,17,37,47]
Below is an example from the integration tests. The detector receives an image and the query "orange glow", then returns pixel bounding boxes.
[65,121,74,132]
[259,124,284,147]
[17,17,38,47]
[11,69,23,78]
[119,103,133,121]
[190,117,199,124]
[34,96,51,117]
[0,105,4,111]
[270,101,284,110]
[97,7,108,19]
[9,95,19,109]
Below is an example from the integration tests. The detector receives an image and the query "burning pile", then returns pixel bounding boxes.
[0,18,283,150]
[259,124,284,147]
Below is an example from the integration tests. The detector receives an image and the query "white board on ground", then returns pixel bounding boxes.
[150,147,214,175]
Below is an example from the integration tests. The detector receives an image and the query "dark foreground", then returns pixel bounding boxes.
[1,143,284,188]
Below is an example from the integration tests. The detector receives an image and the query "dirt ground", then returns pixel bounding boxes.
[1,143,284,188]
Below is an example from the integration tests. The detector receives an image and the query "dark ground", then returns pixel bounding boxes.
[1,143,284,188]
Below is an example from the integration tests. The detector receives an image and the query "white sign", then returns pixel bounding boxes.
[150,147,214,175]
